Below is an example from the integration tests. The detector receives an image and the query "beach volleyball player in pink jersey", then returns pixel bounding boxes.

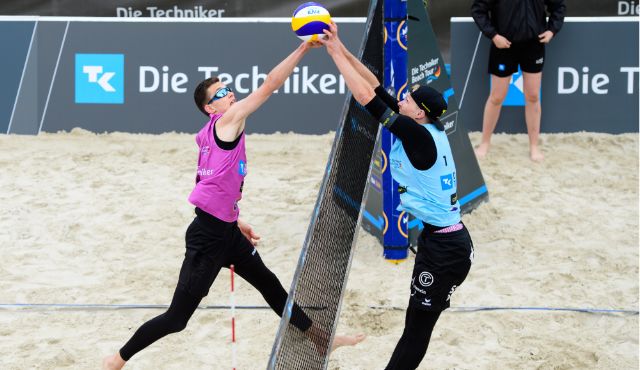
[103,40,364,370]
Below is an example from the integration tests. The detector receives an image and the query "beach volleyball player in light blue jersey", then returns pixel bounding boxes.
[320,23,475,370]
[103,40,364,370]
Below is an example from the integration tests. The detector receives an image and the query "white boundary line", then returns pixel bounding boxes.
[0,16,366,23]
[7,21,38,135]
[39,21,70,135]
[459,31,482,110]
[452,16,640,23]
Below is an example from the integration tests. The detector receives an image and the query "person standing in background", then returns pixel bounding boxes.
[471,0,565,161]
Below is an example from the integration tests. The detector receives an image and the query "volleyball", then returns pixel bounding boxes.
[291,2,332,42]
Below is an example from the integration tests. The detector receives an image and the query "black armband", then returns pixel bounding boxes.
[379,108,398,129]
[364,96,397,128]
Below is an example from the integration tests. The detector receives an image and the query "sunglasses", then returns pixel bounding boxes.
[207,86,232,105]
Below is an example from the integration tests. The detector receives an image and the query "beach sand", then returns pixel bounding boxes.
[0,130,637,369]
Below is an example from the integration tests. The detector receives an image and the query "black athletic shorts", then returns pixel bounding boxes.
[489,39,545,77]
[409,223,474,311]
[178,208,260,298]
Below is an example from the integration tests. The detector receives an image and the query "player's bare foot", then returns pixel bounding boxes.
[306,325,366,355]
[102,353,126,370]
[530,146,544,162]
[474,142,490,159]
[330,333,366,352]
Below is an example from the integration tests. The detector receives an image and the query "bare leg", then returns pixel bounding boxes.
[102,352,126,370]
[523,71,544,161]
[475,74,510,158]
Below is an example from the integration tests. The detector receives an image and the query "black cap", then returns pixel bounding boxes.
[410,85,448,131]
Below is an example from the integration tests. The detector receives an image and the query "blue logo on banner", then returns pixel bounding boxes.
[503,68,525,106]
[490,67,542,107]
[440,173,454,190]
[75,54,124,104]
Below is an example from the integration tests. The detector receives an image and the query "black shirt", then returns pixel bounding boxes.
[471,0,566,43]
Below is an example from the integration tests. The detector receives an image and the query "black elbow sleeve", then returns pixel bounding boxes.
[364,95,387,118]
[374,85,400,113]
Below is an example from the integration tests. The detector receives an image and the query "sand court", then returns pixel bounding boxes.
[0,130,637,369]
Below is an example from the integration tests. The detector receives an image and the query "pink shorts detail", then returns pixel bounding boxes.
[434,223,463,233]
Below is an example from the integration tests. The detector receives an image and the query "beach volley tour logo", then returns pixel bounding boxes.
[411,57,441,85]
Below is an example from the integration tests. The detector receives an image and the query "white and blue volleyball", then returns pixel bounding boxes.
[291,2,332,42]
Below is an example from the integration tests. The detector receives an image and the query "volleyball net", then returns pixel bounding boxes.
[267,0,383,368]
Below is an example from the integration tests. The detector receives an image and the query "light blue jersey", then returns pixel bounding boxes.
[389,123,461,227]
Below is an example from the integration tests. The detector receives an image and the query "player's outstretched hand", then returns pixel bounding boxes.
[318,22,341,54]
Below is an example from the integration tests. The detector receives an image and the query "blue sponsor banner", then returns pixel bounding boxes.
[1,18,369,135]
[382,0,409,260]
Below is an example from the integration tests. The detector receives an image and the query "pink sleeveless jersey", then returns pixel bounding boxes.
[188,113,247,222]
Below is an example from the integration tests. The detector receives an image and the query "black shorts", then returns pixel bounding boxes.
[178,208,261,298]
[488,39,545,77]
[409,224,474,311]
